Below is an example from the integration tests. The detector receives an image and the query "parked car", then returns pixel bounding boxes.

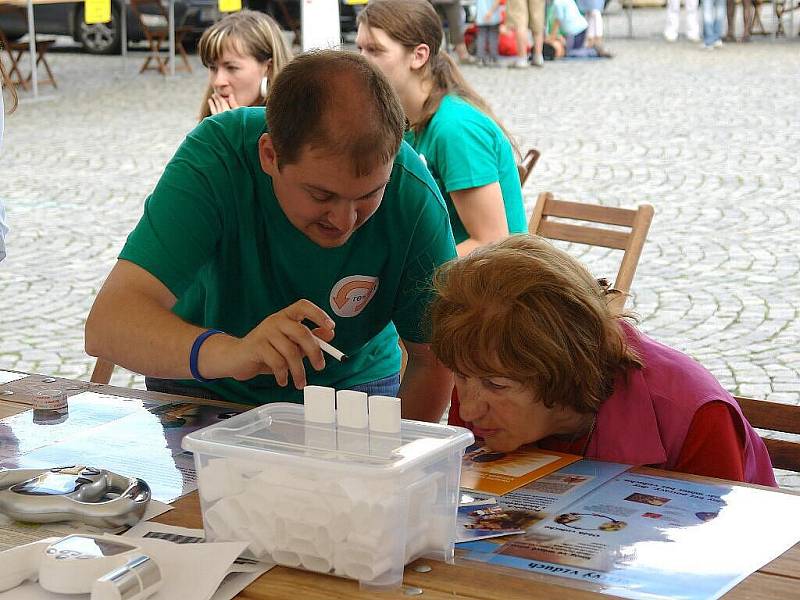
[0,0,221,55]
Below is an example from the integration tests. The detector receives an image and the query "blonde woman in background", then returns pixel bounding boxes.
[198,10,292,120]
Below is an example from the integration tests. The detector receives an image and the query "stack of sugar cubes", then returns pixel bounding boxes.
[182,386,474,589]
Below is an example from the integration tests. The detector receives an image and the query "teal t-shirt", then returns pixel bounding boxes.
[404,95,526,245]
[119,107,456,405]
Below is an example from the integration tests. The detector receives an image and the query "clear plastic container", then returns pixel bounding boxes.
[182,402,473,589]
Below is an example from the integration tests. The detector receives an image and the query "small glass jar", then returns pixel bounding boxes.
[33,388,69,425]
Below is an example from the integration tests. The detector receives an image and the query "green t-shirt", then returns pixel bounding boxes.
[119,107,456,405]
[404,95,526,245]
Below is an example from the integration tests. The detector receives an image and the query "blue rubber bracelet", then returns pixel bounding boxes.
[189,329,224,383]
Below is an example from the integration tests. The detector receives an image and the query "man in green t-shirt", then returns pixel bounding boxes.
[85,51,457,422]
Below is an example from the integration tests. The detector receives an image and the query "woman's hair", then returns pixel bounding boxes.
[357,0,519,157]
[197,9,292,120]
[1,57,18,113]
[430,235,642,413]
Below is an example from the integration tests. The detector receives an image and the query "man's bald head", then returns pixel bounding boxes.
[267,50,405,177]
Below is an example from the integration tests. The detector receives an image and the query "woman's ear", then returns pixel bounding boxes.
[265,57,274,79]
[410,43,431,71]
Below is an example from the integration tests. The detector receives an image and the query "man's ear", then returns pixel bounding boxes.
[410,43,431,71]
[258,133,279,176]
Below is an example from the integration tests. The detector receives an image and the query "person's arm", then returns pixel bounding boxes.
[483,0,503,21]
[398,340,453,422]
[85,261,335,390]
[672,401,746,481]
[547,18,562,41]
[450,182,509,256]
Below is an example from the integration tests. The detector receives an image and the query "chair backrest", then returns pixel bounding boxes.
[129,0,168,33]
[734,396,800,473]
[517,148,541,187]
[528,191,655,311]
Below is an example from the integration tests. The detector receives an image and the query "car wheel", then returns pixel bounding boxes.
[76,3,122,55]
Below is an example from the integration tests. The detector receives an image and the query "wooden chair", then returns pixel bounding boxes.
[0,26,57,90]
[90,357,116,385]
[517,148,541,188]
[528,191,655,311]
[130,0,193,75]
[735,396,800,473]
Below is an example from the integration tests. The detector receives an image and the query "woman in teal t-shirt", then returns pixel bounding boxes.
[356,0,526,256]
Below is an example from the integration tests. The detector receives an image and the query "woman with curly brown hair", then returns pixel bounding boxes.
[429,235,776,486]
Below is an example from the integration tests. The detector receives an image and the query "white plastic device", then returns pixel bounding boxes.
[0,534,162,600]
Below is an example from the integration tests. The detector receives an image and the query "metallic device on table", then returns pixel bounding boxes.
[0,465,151,527]
[0,534,162,600]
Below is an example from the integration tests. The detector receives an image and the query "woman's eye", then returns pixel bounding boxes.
[482,379,507,391]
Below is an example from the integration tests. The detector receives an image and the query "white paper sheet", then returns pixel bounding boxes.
[0,500,172,552]
[0,535,248,600]
[124,522,274,600]
[0,371,27,385]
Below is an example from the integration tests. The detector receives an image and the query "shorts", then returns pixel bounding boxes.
[506,0,546,36]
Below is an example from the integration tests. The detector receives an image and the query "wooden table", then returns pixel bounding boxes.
[1,371,799,600]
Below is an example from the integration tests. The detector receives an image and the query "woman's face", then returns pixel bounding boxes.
[356,24,417,96]
[207,45,270,107]
[454,372,583,452]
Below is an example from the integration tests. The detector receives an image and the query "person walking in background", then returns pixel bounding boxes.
[725,0,754,41]
[663,0,700,42]
[356,0,527,256]
[702,0,726,48]
[430,0,474,63]
[197,10,292,120]
[507,0,545,67]
[475,0,504,65]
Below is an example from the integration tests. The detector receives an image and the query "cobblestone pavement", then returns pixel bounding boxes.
[1,9,798,484]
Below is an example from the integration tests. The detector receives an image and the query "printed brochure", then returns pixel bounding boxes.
[460,441,581,495]
[460,463,800,600]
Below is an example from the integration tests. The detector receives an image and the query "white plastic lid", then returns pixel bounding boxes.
[182,402,474,476]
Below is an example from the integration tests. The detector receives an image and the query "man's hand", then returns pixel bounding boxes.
[224,300,336,389]
[207,92,241,115]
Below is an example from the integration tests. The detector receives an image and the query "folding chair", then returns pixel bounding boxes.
[517,148,541,188]
[130,0,193,75]
[0,25,57,90]
[528,191,655,311]
[90,358,116,385]
[734,396,800,474]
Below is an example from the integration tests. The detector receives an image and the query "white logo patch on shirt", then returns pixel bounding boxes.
[329,275,379,318]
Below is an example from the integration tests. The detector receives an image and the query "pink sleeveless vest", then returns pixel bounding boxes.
[585,323,777,487]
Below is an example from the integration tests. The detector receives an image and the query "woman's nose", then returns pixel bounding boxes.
[458,385,488,423]
[212,69,228,88]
